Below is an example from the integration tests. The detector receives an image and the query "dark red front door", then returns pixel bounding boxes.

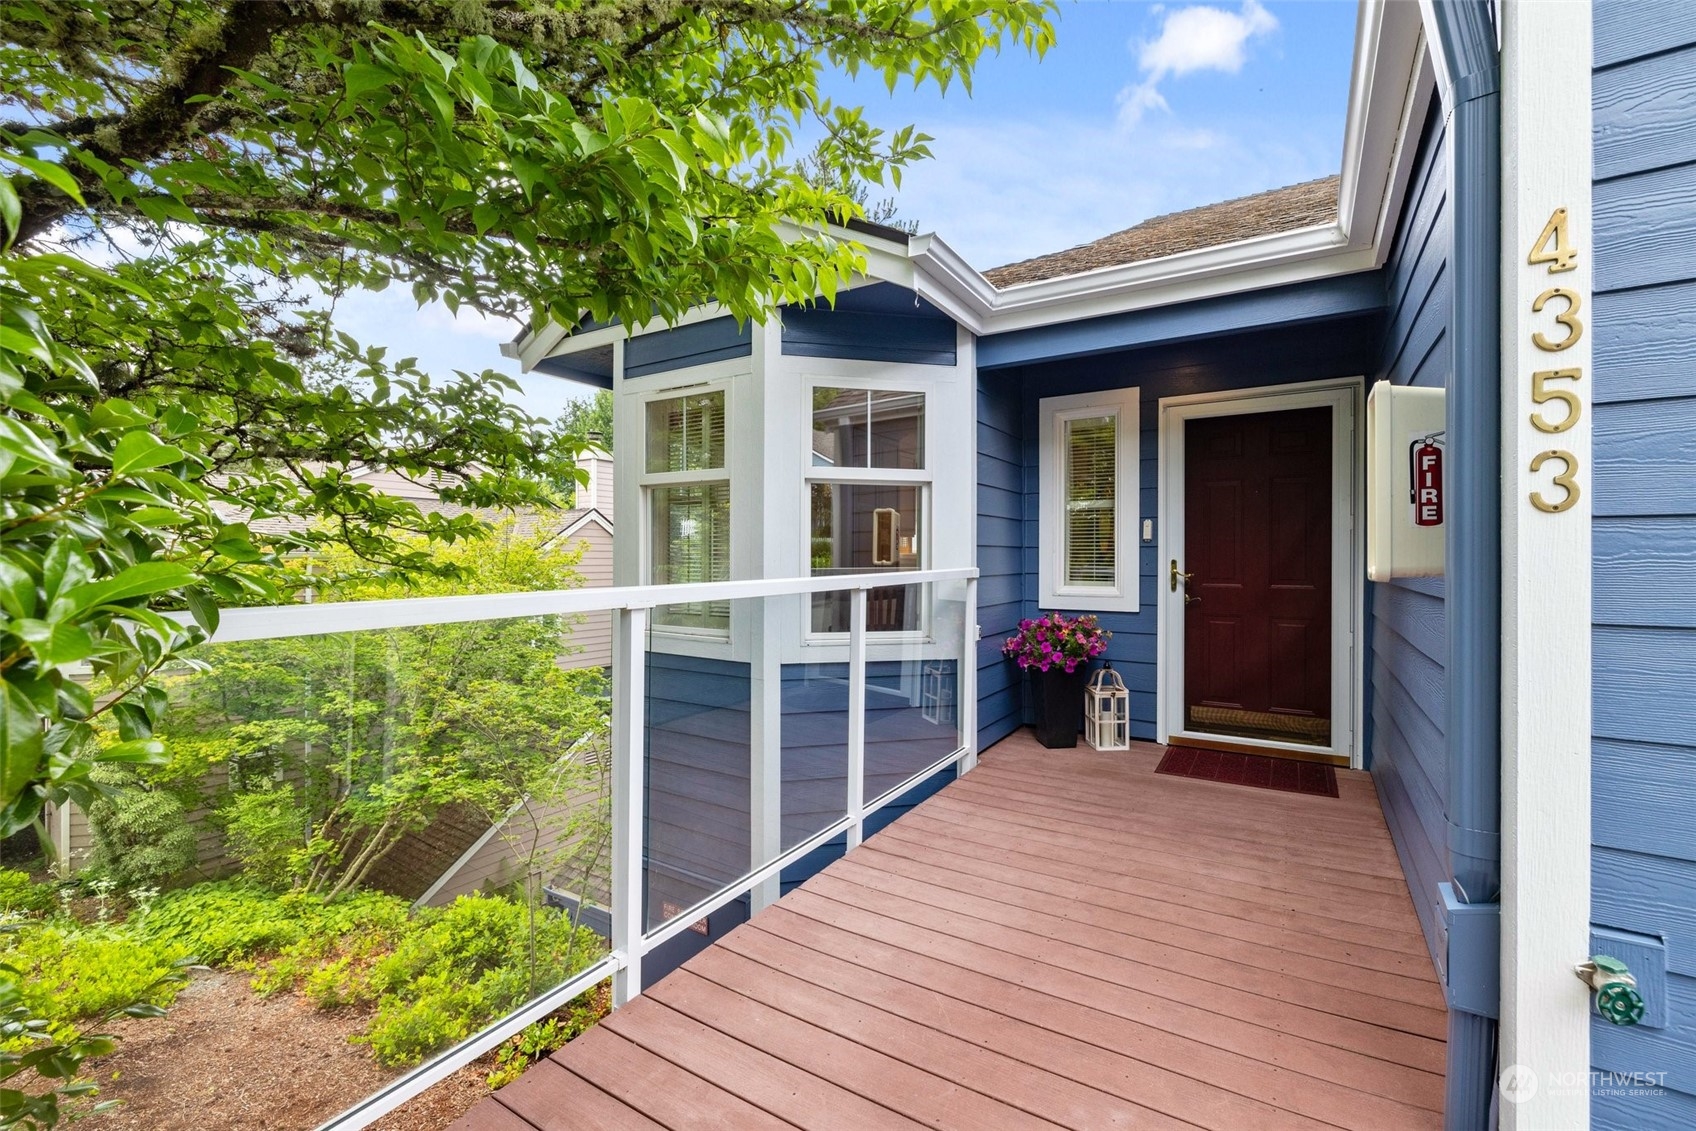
[1183,407,1332,748]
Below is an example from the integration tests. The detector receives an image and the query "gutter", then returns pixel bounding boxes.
[1423,2,1502,1129]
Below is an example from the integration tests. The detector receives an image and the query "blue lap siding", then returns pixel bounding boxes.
[1368,100,1453,977]
[1590,5,1696,1126]
[973,312,1380,749]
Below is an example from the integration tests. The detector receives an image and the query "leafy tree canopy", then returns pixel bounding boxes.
[0,0,1054,833]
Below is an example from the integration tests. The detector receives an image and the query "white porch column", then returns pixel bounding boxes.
[1498,1,1594,1126]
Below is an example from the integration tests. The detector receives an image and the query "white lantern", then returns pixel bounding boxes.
[921,660,955,725]
[1084,666,1130,751]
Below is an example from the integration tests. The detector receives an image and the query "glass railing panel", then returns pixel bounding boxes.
[642,591,860,937]
[12,614,615,1127]
[643,596,751,935]
[862,579,968,808]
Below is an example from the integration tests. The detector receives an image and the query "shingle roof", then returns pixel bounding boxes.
[983,175,1342,289]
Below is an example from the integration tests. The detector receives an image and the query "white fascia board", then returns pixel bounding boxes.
[907,232,997,329]
[558,509,614,540]
[978,237,1384,337]
[516,302,737,372]
[1340,0,1426,249]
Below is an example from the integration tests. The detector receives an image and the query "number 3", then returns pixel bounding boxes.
[1532,288,1584,352]
[1529,450,1581,513]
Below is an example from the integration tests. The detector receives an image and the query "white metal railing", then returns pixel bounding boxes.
[214,567,979,1130]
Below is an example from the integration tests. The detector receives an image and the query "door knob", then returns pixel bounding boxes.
[1170,559,1197,602]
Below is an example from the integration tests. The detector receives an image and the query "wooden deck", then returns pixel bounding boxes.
[459,731,1447,1130]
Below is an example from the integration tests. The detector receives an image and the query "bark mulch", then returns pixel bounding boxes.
[80,969,494,1130]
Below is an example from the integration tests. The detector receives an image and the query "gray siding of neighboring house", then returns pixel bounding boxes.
[1589,6,1696,1127]
[422,784,611,912]
[1368,100,1452,975]
[558,519,614,669]
[45,764,236,880]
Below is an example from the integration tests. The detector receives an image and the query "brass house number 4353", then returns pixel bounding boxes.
[1526,206,1584,514]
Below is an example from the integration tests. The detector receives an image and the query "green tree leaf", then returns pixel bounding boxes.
[109,431,183,477]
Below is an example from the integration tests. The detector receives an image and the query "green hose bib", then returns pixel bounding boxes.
[1576,955,1645,1026]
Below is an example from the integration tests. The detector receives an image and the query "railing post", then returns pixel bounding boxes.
[846,587,867,850]
[749,597,782,914]
[610,606,647,1007]
[960,576,979,774]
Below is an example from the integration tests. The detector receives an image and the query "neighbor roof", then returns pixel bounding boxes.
[983,175,1342,289]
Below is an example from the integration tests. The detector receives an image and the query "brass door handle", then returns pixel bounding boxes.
[1169,559,1193,592]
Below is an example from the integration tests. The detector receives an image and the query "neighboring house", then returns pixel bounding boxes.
[504,4,1695,1128]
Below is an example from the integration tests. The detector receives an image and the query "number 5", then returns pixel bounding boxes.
[1532,287,1584,352]
[1530,368,1582,433]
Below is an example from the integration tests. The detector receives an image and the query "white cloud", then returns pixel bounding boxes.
[1119,0,1279,127]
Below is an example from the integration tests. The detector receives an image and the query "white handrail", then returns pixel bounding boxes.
[205,567,978,642]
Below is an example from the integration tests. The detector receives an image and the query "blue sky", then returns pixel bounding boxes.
[342,0,1360,420]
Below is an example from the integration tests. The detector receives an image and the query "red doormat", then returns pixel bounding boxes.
[1155,745,1339,798]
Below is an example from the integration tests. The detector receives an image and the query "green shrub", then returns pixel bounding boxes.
[1,960,187,1129]
[221,787,309,891]
[0,925,188,1037]
[84,768,201,890]
[0,870,55,917]
[357,895,605,1067]
[131,882,409,968]
[485,987,608,1089]
[131,883,306,964]
[357,972,486,1066]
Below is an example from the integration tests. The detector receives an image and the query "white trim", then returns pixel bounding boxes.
[200,567,977,642]
[556,509,614,541]
[1155,378,1365,768]
[1497,1,1593,1126]
[1037,388,1141,613]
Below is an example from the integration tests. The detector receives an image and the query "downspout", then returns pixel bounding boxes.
[1426,3,1502,1129]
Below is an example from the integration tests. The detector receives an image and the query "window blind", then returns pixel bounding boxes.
[1062,414,1117,587]
[646,391,725,473]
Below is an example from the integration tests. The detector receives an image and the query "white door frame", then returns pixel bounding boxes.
[1155,376,1365,768]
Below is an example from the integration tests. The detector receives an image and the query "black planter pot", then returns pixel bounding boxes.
[1032,666,1090,748]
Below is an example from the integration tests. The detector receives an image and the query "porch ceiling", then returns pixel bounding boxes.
[460,731,1446,1130]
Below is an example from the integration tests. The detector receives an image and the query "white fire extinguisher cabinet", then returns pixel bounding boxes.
[1367,381,1446,580]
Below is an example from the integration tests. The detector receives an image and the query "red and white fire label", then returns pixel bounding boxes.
[1411,440,1444,527]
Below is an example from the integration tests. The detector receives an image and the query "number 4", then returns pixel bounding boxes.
[1528,207,1578,273]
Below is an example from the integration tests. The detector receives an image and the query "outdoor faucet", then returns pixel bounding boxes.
[1575,955,1646,1026]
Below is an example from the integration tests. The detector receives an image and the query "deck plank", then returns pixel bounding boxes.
[489,1058,667,1131]
[652,968,1067,1131]
[689,940,1190,1130]
[462,730,1446,1130]
[869,820,1434,954]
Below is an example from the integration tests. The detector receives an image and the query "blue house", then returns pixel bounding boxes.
[500,2,1695,1127]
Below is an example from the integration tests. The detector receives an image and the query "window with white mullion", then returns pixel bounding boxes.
[641,386,731,631]
[805,381,930,635]
[1039,389,1140,612]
